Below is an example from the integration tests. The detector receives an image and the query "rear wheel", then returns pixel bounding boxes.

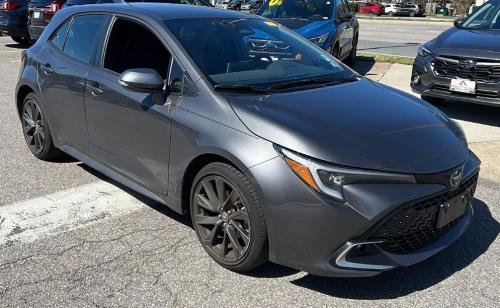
[409,11,416,17]
[190,162,268,272]
[21,93,61,160]
[389,11,395,16]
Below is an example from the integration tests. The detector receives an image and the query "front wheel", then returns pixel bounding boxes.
[345,36,358,67]
[190,162,268,272]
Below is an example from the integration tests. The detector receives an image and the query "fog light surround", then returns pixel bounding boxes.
[411,74,421,86]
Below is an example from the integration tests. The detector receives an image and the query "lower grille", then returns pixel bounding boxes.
[369,173,478,254]
[431,84,499,98]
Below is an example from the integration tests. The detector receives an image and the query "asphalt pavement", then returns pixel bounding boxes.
[358,19,452,57]
[0,35,499,307]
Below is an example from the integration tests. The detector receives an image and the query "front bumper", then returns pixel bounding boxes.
[249,151,480,277]
[411,54,500,107]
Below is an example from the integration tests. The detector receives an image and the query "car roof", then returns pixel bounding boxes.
[62,3,260,20]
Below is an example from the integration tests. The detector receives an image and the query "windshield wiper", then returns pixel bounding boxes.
[267,75,359,92]
[213,84,268,93]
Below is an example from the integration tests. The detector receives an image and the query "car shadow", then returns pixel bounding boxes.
[77,163,192,228]
[433,100,500,127]
[353,59,376,76]
[290,198,498,299]
[5,43,29,49]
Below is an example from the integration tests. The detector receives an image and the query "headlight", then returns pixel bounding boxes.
[417,45,433,57]
[309,33,329,44]
[280,148,416,201]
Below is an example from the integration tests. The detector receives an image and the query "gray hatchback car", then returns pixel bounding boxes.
[16,4,480,277]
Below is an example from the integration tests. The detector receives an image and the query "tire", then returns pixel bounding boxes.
[422,95,445,105]
[345,35,358,67]
[331,44,339,59]
[409,11,415,17]
[389,11,395,16]
[10,35,30,45]
[190,162,268,272]
[20,93,61,160]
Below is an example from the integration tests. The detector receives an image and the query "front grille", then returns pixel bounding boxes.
[369,173,478,254]
[432,56,500,83]
[431,84,499,98]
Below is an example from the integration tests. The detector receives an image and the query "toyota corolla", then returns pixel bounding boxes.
[16,3,480,277]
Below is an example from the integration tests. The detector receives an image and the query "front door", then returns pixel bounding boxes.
[85,17,183,196]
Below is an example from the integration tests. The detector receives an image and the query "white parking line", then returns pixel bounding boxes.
[0,181,145,247]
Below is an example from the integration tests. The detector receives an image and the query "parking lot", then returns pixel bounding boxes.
[0,32,499,307]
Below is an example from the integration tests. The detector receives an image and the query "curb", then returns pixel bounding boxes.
[356,15,454,23]
[356,52,415,65]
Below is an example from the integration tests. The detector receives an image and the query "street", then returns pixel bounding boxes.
[358,19,452,57]
[0,33,499,307]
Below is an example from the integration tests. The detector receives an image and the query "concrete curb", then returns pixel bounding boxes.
[356,15,454,23]
[356,52,415,65]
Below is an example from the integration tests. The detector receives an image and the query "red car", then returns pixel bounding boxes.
[360,3,384,15]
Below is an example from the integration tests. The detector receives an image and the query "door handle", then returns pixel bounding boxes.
[87,82,103,96]
[40,63,54,74]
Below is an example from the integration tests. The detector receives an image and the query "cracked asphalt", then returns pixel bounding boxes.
[0,35,499,307]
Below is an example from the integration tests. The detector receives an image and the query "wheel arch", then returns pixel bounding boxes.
[16,84,36,117]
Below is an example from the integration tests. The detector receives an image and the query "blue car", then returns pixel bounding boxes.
[255,0,358,65]
[0,0,30,44]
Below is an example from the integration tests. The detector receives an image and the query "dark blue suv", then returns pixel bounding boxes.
[0,0,30,44]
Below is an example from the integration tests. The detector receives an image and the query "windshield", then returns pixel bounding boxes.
[256,0,333,20]
[461,2,500,30]
[165,18,352,89]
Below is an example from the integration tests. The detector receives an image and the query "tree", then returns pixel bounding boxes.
[451,0,475,16]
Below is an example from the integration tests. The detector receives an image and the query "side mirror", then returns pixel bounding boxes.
[119,68,164,93]
[454,18,464,27]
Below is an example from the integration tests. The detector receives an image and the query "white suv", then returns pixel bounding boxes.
[384,3,403,16]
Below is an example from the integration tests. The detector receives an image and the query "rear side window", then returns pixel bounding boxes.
[50,19,71,49]
[63,14,105,63]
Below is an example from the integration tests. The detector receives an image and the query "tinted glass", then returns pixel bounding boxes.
[50,18,71,49]
[168,59,184,93]
[461,2,500,30]
[63,15,105,63]
[104,18,171,78]
[258,0,333,20]
[165,18,352,87]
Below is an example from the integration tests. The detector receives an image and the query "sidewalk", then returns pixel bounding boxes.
[357,15,455,25]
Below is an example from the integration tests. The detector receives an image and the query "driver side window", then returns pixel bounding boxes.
[103,18,171,79]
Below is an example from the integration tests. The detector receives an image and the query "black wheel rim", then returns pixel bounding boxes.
[193,175,251,263]
[22,100,45,155]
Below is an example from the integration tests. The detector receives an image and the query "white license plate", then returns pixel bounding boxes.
[33,12,41,19]
[449,78,476,94]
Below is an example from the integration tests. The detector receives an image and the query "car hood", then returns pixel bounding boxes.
[271,18,332,38]
[228,78,468,174]
[430,27,500,58]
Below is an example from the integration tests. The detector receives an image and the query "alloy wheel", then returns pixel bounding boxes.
[22,100,45,155]
[192,175,251,263]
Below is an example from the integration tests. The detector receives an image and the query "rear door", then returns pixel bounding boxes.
[335,0,353,59]
[37,14,107,152]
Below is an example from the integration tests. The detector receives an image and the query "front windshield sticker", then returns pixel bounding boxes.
[269,0,283,6]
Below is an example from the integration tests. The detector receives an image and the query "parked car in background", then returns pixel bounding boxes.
[412,0,500,107]
[17,3,480,278]
[227,0,241,10]
[401,3,424,17]
[256,0,359,65]
[27,0,65,41]
[0,0,30,44]
[384,3,402,16]
[241,0,261,11]
[359,2,383,15]
[216,0,230,8]
[30,0,212,42]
